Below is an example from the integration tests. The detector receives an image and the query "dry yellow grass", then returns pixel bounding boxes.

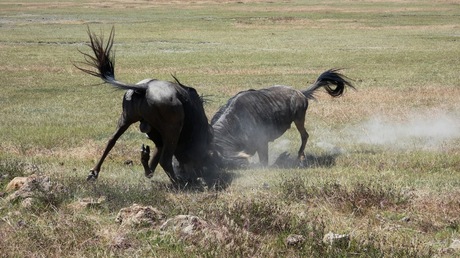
[311,85,460,123]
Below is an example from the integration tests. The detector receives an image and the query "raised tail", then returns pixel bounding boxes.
[74,26,148,91]
[302,69,355,99]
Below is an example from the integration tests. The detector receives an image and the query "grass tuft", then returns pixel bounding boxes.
[281,177,409,215]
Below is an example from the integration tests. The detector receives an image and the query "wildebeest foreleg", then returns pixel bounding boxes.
[88,122,132,180]
[257,141,269,167]
[294,118,309,162]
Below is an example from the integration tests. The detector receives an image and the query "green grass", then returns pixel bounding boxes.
[1,0,460,257]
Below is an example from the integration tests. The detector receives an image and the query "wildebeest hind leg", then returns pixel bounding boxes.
[143,130,163,178]
[294,118,309,162]
[158,126,181,184]
[141,144,161,178]
[141,144,156,178]
[159,145,178,184]
[88,122,132,181]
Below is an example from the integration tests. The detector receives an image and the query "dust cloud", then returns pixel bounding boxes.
[256,110,460,167]
[347,111,460,150]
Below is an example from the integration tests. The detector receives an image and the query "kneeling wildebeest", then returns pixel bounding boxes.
[211,69,354,169]
[75,27,213,184]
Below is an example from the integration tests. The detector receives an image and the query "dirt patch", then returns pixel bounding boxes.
[116,203,166,228]
[114,204,257,253]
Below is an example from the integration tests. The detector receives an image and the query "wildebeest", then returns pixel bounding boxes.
[75,27,213,184]
[211,69,354,169]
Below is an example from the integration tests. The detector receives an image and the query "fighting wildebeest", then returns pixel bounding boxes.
[75,27,213,184]
[211,69,354,168]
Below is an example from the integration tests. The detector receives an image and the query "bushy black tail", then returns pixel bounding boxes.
[302,69,355,99]
[74,26,148,91]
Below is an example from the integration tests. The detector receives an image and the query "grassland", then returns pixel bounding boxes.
[1,0,459,257]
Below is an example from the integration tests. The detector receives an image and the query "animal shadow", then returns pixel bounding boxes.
[271,151,339,169]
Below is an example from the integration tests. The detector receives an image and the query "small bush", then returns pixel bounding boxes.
[0,159,27,189]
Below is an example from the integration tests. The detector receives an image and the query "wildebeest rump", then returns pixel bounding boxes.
[75,27,213,184]
[211,69,354,169]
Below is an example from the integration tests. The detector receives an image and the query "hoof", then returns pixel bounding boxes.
[298,152,305,161]
[297,153,306,168]
[87,170,99,181]
[145,172,154,179]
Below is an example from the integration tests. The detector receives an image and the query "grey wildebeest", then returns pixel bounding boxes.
[211,69,354,169]
[75,28,213,184]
